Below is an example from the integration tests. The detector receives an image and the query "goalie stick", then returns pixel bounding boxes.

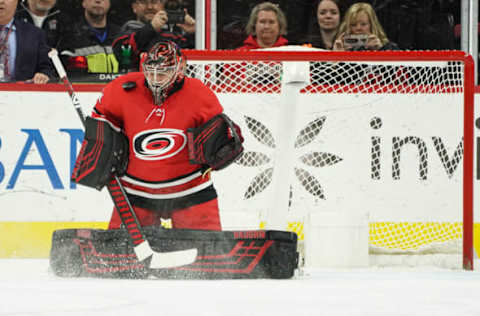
[48,49,197,269]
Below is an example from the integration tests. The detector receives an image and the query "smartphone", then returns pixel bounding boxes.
[166,9,185,24]
[343,34,369,50]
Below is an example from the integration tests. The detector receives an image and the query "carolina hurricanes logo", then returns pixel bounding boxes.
[133,129,186,160]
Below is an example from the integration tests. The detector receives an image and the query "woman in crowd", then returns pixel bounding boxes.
[303,0,342,50]
[333,2,398,51]
[237,1,288,50]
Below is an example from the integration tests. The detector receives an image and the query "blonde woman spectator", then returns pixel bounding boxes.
[237,1,288,50]
[333,2,398,51]
[303,0,342,50]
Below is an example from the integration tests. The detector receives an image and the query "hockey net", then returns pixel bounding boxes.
[183,48,475,270]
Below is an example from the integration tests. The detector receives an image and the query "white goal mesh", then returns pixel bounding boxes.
[184,49,475,269]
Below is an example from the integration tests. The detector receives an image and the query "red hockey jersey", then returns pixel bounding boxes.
[92,72,223,211]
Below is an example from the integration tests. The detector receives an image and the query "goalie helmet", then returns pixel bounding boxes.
[142,41,186,105]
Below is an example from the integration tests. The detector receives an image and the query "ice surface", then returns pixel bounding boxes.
[1,259,480,316]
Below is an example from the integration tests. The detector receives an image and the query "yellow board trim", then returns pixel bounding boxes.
[263,221,480,257]
[0,222,108,258]
[474,224,480,258]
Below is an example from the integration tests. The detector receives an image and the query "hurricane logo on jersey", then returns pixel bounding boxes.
[133,129,186,160]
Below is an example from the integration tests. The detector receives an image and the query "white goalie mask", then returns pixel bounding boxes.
[142,41,186,105]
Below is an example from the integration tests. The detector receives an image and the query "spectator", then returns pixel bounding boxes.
[15,0,66,49]
[119,0,165,34]
[1,0,53,83]
[219,2,288,89]
[302,0,342,49]
[112,0,195,72]
[237,1,288,50]
[333,2,398,51]
[58,0,121,76]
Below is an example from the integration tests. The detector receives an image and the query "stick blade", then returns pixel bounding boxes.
[149,248,198,269]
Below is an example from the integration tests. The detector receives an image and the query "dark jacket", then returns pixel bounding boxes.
[13,18,55,81]
[302,34,331,50]
[379,41,400,51]
[119,19,146,35]
[58,16,122,76]
[15,3,66,49]
[59,16,121,53]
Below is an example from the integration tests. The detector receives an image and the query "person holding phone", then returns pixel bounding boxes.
[119,0,165,34]
[333,2,398,51]
[112,0,195,72]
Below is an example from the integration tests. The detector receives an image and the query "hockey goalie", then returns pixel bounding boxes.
[50,41,298,279]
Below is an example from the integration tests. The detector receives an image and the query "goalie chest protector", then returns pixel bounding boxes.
[50,227,298,279]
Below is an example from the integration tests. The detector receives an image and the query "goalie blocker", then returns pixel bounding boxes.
[50,228,298,279]
[71,117,129,190]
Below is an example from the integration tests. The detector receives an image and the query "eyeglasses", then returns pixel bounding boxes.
[136,0,163,4]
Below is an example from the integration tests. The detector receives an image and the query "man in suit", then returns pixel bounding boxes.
[15,0,67,49]
[3,0,53,83]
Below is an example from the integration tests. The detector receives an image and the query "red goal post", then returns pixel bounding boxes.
[183,49,475,270]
